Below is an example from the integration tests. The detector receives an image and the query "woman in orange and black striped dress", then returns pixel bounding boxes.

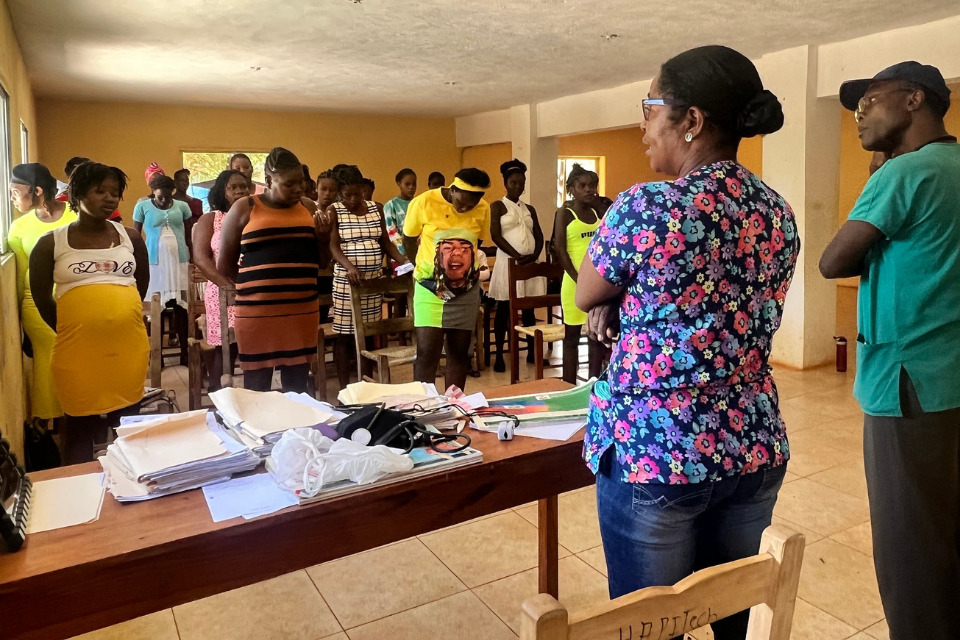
[217,147,331,392]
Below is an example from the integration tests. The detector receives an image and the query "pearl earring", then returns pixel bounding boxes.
[684,132,693,143]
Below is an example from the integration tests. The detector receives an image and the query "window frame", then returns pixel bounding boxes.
[0,84,12,253]
[556,155,606,208]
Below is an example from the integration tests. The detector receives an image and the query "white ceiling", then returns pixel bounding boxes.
[8,0,960,117]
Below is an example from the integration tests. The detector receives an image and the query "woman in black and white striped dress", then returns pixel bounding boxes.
[327,164,409,386]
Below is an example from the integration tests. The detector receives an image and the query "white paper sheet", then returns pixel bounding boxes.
[202,474,298,522]
[514,420,586,442]
[26,473,105,534]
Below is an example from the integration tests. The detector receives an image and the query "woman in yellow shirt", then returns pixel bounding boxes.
[402,168,490,391]
[8,163,78,425]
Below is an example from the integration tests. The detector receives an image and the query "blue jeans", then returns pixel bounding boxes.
[596,452,787,640]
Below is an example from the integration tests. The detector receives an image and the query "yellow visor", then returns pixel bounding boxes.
[450,177,486,193]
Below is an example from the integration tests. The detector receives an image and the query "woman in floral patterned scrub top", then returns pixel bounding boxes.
[574,45,800,640]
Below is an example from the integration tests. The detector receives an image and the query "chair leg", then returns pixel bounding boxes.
[188,340,202,410]
[483,305,493,367]
[510,327,520,384]
[377,355,390,383]
[535,331,545,380]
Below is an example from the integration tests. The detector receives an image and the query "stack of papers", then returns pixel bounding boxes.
[100,410,261,502]
[337,380,439,405]
[210,388,343,457]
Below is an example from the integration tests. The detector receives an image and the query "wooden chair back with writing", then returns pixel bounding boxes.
[520,525,804,640]
[348,274,416,383]
[507,258,564,384]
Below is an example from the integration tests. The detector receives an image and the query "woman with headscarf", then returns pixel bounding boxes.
[575,45,797,640]
[487,158,545,372]
[8,163,78,427]
[218,147,330,393]
[402,168,491,391]
[133,172,192,365]
[191,169,250,391]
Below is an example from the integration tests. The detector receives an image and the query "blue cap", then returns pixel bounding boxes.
[839,61,950,111]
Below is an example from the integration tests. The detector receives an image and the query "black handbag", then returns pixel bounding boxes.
[23,420,61,472]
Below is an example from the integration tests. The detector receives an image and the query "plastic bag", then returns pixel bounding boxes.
[269,428,414,497]
[269,428,334,493]
[302,439,414,496]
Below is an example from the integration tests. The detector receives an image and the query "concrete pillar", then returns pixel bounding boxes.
[758,45,840,369]
[510,104,558,255]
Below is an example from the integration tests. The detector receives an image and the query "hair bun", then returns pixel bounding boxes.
[737,90,784,137]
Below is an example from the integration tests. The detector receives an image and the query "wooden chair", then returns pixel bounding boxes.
[508,259,565,384]
[310,265,336,401]
[140,293,179,414]
[187,265,210,410]
[348,274,416,383]
[142,293,163,389]
[520,525,804,640]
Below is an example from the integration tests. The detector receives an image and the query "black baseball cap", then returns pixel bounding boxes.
[839,61,951,111]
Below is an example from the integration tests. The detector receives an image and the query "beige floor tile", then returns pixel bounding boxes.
[174,571,341,640]
[420,510,570,587]
[808,463,868,500]
[577,545,608,577]
[797,539,884,630]
[783,470,801,484]
[68,610,179,640]
[784,426,863,477]
[322,634,350,640]
[473,556,609,634]
[771,516,824,545]
[788,598,857,640]
[513,489,602,553]
[864,618,889,639]
[847,634,874,639]
[830,520,873,557]
[345,591,515,640]
[306,538,467,629]
[774,478,870,536]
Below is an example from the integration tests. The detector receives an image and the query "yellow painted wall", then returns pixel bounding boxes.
[1,0,39,458]
[36,99,461,220]
[461,141,511,204]
[558,126,764,200]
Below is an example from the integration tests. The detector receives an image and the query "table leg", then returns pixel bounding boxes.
[538,495,559,597]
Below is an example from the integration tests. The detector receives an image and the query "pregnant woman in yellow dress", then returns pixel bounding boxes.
[30,161,150,464]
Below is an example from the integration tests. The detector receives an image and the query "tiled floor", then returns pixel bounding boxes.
[71,356,887,640]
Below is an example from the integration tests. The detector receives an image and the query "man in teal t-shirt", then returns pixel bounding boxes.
[820,61,959,640]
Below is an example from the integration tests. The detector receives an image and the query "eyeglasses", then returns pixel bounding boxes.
[642,97,685,121]
[854,88,914,122]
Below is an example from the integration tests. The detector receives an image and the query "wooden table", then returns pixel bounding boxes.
[0,378,595,640]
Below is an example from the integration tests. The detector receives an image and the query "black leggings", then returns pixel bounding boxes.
[62,403,141,465]
[562,326,608,383]
[492,302,536,362]
[243,364,310,393]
